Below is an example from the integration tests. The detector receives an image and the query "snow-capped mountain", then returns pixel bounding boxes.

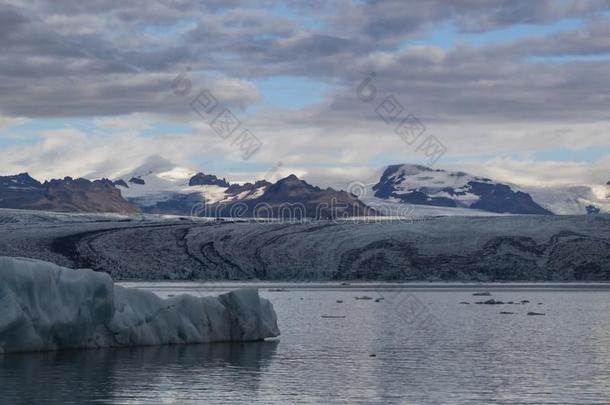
[369,164,553,215]
[207,174,374,219]
[111,156,271,215]
[112,157,373,218]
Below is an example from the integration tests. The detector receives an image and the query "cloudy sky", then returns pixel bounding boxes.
[1,0,609,187]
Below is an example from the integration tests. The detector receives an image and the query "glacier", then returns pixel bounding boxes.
[0,257,280,354]
[2,208,610,281]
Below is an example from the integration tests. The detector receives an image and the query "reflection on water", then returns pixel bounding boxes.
[2,287,610,404]
[0,341,278,404]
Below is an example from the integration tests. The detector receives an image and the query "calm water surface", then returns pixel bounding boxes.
[1,284,610,404]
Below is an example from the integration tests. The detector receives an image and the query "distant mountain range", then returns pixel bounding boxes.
[1,158,608,216]
[0,173,138,213]
[110,157,369,218]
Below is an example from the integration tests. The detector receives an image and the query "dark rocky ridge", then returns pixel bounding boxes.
[113,179,129,188]
[0,173,139,213]
[189,172,230,187]
[225,180,271,197]
[205,175,375,219]
[586,205,601,215]
[129,177,145,185]
[0,173,43,189]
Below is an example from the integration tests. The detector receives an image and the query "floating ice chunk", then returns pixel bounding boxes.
[0,257,279,354]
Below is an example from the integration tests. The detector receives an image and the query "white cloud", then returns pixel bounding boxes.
[452,156,610,187]
[0,116,29,131]
[1,1,609,187]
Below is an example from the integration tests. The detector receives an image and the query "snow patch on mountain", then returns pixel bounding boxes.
[524,185,610,215]
[360,193,509,217]
[113,156,269,213]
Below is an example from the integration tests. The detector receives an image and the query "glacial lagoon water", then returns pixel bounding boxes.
[1,283,610,404]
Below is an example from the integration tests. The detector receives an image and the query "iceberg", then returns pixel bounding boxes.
[0,257,280,354]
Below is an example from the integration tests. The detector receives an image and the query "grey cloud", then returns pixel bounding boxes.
[0,0,609,124]
[505,18,610,57]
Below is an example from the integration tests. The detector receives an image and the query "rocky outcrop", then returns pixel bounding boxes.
[113,179,128,188]
[225,180,271,199]
[0,173,46,208]
[128,177,145,185]
[189,172,230,187]
[586,205,601,215]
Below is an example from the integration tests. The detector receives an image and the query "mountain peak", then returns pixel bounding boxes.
[0,173,42,188]
[189,172,230,187]
[383,164,433,178]
[262,175,321,199]
[282,174,300,181]
[373,163,552,215]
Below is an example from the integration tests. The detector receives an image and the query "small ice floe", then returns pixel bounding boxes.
[355,296,374,300]
[475,299,504,305]
[459,301,470,304]
[374,298,384,303]
[520,300,530,304]
[268,288,287,292]
[527,312,546,316]
[472,292,492,296]
[321,315,346,319]
[500,311,515,315]
[336,300,344,303]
